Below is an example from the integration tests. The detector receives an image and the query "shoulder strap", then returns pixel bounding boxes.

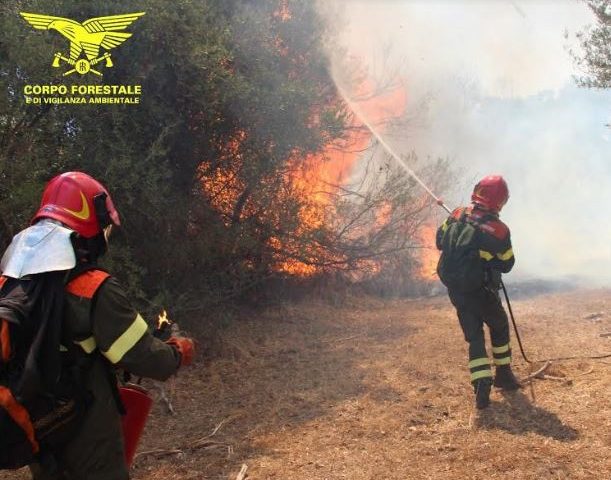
[63,268,124,414]
[65,269,110,299]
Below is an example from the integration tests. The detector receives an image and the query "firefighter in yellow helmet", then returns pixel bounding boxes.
[1,172,194,479]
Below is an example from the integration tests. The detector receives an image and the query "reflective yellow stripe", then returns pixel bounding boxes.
[479,250,494,261]
[75,336,97,354]
[471,369,493,381]
[102,314,148,364]
[59,345,68,352]
[494,356,511,365]
[492,343,510,354]
[441,220,449,232]
[497,248,513,261]
[469,357,490,369]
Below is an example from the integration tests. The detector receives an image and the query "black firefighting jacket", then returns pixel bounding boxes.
[436,206,515,289]
[65,270,180,380]
[32,269,181,480]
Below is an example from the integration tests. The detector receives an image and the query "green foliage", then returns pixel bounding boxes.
[1,0,451,313]
[574,1,611,88]
[0,0,347,316]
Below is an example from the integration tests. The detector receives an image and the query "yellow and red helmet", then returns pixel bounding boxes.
[33,172,120,238]
[471,175,509,213]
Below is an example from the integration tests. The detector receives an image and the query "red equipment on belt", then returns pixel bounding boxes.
[119,384,153,467]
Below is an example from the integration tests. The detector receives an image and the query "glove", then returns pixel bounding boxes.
[166,337,195,367]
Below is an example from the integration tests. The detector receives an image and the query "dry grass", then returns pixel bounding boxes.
[6,288,611,479]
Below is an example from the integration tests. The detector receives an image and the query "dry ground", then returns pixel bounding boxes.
[5,288,611,479]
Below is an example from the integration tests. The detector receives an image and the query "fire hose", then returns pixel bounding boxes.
[406,166,611,365]
[502,279,611,363]
[500,281,531,363]
[422,191,610,365]
[432,196,611,366]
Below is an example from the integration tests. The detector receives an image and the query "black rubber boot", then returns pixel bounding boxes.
[474,378,492,409]
[493,365,521,390]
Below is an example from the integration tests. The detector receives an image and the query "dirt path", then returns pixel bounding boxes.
[6,288,610,479]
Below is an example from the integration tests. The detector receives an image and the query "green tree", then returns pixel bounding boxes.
[574,1,611,88]
[1,0,449,314]
[0,0,347,314]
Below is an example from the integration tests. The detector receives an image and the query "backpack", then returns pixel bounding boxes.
[436,210,486,293]
[0,270,94,470]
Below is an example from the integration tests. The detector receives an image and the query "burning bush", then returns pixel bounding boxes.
[0,0,453,318]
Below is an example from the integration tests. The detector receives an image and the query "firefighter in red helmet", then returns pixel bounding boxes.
[1,172,194,479]
[436,175,520,409]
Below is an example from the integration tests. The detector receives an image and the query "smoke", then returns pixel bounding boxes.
[322,0,611,285]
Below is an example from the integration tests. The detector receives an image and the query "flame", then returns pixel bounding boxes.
[195,7,444,286]
[273,79,408,275]
[374,201,393,228]
[415,224,440,280]
[157,309,171,330]
[198,54,410,276]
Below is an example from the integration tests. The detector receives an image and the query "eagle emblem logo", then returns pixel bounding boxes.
[20,12,145,76]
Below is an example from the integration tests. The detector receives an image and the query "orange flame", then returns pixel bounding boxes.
[374,201,393,229]
[195,7,437,283]
[157,309,171,330]
[198,65,410,276]
[415,224,440,280]
[273,80,408,275]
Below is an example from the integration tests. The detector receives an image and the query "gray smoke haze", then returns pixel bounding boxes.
[323,0,611,285]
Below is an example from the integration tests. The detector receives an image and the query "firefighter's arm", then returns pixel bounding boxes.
[91,278,181,381]
[489,242,515,273]
[479,225,515,273]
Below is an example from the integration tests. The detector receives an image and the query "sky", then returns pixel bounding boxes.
[325,0,611,285]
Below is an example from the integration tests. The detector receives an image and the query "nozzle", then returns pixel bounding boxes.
[436,198,452,214]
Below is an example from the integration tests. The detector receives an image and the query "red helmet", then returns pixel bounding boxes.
[33,172,120,238]
[471,175,509,213]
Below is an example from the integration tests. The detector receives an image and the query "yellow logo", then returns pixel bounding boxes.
[62,192,90,220]
[20,12,145,77]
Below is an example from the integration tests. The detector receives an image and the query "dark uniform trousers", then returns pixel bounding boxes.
[448,288,512,383]
[437,206,515,385]
[30,359,128,480]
